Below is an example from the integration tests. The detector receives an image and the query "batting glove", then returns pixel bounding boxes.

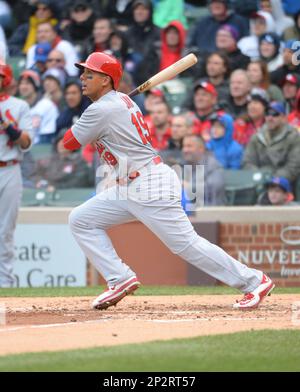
[0,112,22,141]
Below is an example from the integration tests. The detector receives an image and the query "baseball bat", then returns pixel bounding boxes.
[128,53,198,97]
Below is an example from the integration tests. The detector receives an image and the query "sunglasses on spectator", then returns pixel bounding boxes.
[266,110,281,117]
[47,58,63,63]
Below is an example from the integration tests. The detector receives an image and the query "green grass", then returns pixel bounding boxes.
[0,330,299,371]
[0,286,299,298]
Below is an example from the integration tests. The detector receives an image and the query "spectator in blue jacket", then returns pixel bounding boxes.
[188,0,249,55]
[206,113,243,169]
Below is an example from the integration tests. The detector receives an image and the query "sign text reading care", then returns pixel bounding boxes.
[13,224,86,287]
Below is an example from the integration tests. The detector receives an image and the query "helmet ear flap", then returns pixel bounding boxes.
[0,64,13,88]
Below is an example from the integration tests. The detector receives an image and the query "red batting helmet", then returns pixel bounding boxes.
[0,63,13,88]
[75,52,123,90]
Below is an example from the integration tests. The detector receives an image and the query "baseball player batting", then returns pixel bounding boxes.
[0,63,33,287]
[63,52,275,310]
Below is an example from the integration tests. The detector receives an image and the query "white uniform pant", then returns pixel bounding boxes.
[69,163,262,293]
[0,165,22,287]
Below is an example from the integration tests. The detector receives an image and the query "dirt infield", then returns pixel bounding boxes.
[0,294,299,356]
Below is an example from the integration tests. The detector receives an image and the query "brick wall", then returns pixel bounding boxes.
[220,223,300,287]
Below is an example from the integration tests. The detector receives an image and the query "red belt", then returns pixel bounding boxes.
[117,156,162,185]
[0,160,19,167]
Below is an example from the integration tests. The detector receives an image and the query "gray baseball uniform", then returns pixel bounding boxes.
[0,96,33,287]
[69,91,262,292]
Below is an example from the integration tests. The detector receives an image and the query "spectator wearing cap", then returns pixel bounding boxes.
[270,40,300,85]
[258,32,283,72]
[283,10,300,41]
[144,89,165,113]
[159,21,186,71]
[82,17,113,61]
[144,88,166,128]
[26,22,79,77]
[30,42,52,75]
[126,0,161,85]
[206,113,243,169]
[257,176,297,206]
[188,0,249,55]
[238,10,276,59]
[287,88,300,132]
[243,101,300,182]
[216,24,250,71]
[61,1,96,60]
[18,69,59,144]
[227,69,251,118]
[42,67,67,110]
[282,73,300,114]
[247,60,284,102]
[148,101,172,151]
[190,80,223,142]
[233,88,269,146]
[8,0,58,56]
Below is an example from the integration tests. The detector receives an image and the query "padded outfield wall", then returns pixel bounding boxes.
[16,206,300,287]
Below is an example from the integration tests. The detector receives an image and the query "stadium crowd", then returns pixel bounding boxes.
[1,0,300,209]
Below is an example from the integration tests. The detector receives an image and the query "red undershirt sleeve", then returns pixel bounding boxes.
[63,128,82,150]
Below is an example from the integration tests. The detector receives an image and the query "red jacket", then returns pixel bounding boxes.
[159,20,186,71]
[145,114,172,150]
[149,126,172,151]
[233,117,265,146]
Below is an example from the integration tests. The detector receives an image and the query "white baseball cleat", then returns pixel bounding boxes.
[233,274,275,310]
[92,276,140,310]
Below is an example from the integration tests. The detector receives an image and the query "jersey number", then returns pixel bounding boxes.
[131,112,152,145]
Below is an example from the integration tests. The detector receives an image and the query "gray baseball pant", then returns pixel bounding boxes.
[69,163,262,292]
